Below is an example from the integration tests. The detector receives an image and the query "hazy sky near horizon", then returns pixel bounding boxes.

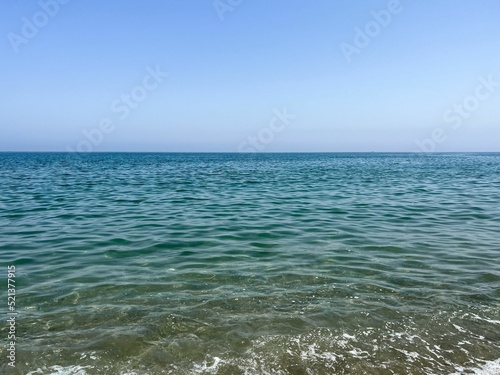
[0,0,499,152]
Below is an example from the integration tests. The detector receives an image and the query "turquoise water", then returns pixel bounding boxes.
[0,152,499,374]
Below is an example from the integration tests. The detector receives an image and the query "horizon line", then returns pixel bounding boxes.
[1,151,500,154]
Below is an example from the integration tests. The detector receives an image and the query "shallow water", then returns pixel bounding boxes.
[0,153,499,374]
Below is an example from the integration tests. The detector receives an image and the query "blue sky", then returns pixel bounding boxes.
[0,0,499,152]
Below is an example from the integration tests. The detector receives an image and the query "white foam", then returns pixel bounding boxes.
[24,357,500,375]
[192,356,226,374]
[26,365,144,375]
[451,358,500,375]
[27,366,91,375]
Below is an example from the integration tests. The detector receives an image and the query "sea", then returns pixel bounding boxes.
[0,152,499,375]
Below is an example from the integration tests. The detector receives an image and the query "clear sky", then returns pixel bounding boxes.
[0,0,499,152]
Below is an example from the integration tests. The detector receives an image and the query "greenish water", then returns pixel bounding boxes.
[0,152,499,374]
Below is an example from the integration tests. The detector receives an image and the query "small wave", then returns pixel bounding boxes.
[23,356,500,375]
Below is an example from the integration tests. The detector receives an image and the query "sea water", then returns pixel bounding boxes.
[0,153,499,374]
